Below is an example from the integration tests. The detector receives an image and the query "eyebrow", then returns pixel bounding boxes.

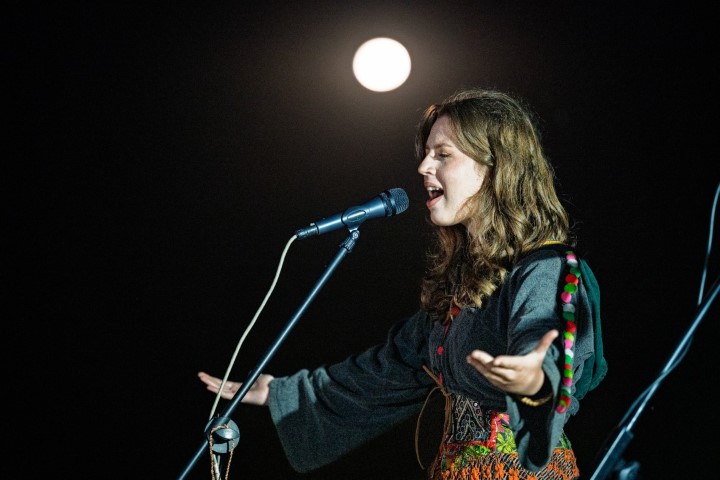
[425,141,455,151]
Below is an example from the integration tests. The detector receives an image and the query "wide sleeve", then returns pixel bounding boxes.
[266,310,435,472]
[502,249,602,471]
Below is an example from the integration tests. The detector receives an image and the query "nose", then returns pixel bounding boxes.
[418,155,435,176]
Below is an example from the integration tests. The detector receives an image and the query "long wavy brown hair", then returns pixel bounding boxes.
[416,88,575,319]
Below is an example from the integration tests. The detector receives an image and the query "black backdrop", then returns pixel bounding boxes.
[9,1,719,479]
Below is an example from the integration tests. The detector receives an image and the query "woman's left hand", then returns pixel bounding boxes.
[466,329,559,396]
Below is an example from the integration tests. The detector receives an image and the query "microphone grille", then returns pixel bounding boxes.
[386,187,409,215]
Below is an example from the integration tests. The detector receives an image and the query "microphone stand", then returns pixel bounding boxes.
[178,229,362,479]
[589,278,719,480]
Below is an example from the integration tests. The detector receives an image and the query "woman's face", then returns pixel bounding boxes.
[418,114,487,227]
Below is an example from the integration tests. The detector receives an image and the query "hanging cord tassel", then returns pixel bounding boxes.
[208,424,236,480]
[415,365,452,470]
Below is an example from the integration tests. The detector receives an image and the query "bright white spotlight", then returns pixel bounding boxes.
[352,37,411,92]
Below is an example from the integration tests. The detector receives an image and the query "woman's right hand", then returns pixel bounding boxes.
[197,371,274,406]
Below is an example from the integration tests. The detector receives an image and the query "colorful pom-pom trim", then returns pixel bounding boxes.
[556,250,580,414]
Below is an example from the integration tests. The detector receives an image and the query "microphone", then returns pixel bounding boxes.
[295,187,409,239]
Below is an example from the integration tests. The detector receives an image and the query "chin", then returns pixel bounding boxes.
[429,215,455,227]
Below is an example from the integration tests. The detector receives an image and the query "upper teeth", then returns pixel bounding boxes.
[427,186,440,192]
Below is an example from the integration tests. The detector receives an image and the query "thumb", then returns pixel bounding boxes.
[535,329,560,355]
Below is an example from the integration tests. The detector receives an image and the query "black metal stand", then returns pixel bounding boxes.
[589,278,719,480]
[177,229,362,479]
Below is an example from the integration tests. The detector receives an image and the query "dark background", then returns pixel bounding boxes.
[9,1,719,479]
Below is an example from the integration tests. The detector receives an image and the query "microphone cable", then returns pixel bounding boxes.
[207,234,298,420]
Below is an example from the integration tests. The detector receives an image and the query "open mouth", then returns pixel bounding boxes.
[427,186,444,200]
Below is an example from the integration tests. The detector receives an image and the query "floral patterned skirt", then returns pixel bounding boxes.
[426,394,579,480]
